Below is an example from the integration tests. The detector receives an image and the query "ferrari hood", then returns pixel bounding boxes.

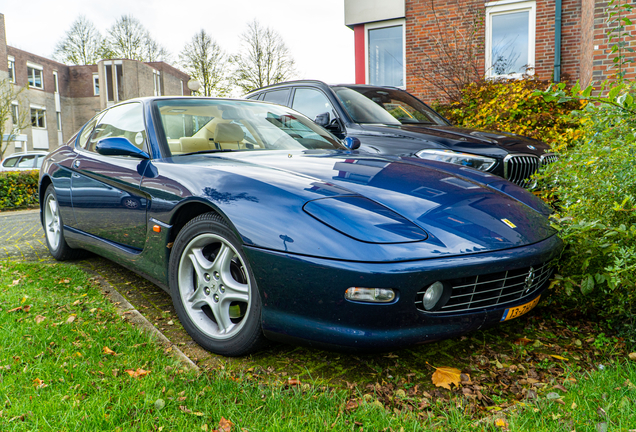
[183,150,556,256]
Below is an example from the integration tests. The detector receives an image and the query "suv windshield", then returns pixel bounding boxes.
[333,86,449,126]
[154,99,345,157]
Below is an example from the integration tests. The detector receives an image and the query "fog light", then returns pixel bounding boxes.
[345,287,396,303]
[422,281,445,311]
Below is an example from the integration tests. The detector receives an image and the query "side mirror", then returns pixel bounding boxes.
[343,136,361,150]
[314,112,330,127]
[95,137,149,159]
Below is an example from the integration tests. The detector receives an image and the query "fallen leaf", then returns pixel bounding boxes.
[345,399,359,411]
[35,315,46,324]
[125,368,150,378]
[495,418,508,429]
[22,305,31,313]
[103,346,117,356]
[549,354,569,361]
[66,315,76,324]
[287,378,301,386]
[179,406,192,414]
[8,306,23,313]
[33,378,47,389]
[628,353,636,361]
[514,337,532,346]
[60,279,71,284]
[430,365,462,390]
[217,417,234,432]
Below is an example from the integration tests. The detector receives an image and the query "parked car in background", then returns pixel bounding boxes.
[245,81,556,188]
[0,151,48,172]
[39,97,562,356]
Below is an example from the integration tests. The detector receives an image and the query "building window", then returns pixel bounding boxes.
[153,70,162,96]
[31,108,46,128]
[485,0,536,78]
[56,112,62,131]
[27,63,44,89]
[8,56,15,83]
[93,73,100,95]
[53,71,59,93]
[366,19,405,88]
[11,103,18,124]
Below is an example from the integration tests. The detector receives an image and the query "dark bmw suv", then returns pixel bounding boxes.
[245,80,556,188]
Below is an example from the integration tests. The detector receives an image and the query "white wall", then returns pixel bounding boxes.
[344,0,405,27]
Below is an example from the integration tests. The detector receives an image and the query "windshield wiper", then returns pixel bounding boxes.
[179,149,236,156]
[398,119,434,125]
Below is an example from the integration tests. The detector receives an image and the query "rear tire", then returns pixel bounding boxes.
[169,212,265,356]
[42,184,84,261]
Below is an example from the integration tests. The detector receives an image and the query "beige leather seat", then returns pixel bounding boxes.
[214,123,245,150]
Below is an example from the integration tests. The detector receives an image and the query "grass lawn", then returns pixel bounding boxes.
[0,260,634,431]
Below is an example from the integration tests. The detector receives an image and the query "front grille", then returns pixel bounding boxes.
[504,154,540,187]
[540,153,558,166]
[415,262,553,313]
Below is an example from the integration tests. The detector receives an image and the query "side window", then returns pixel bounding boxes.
[3,157,18,168]
[88,103,147,153]
[77,114,102,150]
[291,88,336,122]
[16,155,36,168]
[262,89,291,106]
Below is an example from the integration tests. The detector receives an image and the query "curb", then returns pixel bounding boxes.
[87,270,200,372]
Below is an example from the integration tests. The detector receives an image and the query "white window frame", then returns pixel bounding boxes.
[11,102,18,124]
[26,62,44,90]
[485,0,536,79]
[92,73,100,96]
[8,56,15,83]
[153,70,162,96]
[52,71,59,93]
[30,105,46,129]
[364,18,406,89]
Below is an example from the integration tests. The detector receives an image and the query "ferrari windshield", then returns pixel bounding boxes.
[332,86,449,126]
[155,99,345,156]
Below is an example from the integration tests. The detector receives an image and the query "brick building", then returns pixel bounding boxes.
[0,13,191,157]
[344,0,636,102]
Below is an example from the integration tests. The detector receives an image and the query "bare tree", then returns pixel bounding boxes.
[0,79,30,160]
[53,15,103,65]
[179,30,229,96]
[231,20,296,93]
[104,15,170,62]
[414,0,483,103]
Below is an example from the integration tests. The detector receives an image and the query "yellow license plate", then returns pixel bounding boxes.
[501,295,541,322]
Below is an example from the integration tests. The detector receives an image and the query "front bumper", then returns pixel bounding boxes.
[244,234,562,351]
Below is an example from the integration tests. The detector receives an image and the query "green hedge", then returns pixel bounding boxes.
[0,170,39,210]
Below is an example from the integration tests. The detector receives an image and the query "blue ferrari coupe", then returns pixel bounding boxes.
[39,97,562,356]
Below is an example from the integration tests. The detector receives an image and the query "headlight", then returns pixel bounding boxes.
[416,149,496,172]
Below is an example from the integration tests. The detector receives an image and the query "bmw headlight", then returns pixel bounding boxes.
[416,149,496,172]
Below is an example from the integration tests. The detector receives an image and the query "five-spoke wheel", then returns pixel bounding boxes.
[169,213,264,356]
[42,185,83,261]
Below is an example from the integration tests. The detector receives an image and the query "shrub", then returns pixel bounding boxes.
[536,80,636,316]
[433,77,585,150]
[0,170,39,210]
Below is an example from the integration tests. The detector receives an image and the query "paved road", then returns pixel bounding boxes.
[0,209,52,262]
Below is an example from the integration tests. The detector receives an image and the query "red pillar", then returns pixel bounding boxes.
[354,24,365,84]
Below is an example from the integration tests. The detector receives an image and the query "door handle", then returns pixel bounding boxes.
[73,160,81,168]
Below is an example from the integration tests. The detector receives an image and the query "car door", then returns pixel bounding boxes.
[70,102,149,250]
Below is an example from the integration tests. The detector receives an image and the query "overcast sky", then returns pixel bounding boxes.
[2,1,355,85]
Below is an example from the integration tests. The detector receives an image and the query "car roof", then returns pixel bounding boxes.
[4,151,48,157]
[244,80,408,96]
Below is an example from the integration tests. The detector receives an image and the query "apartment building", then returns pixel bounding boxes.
[0,13,191,156]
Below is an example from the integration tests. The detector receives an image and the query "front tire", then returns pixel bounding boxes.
[169,212,265,356]
[42,184,84,261]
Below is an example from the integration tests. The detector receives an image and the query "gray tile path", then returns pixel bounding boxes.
[0,209,52,261]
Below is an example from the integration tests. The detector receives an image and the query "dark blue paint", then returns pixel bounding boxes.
[39,97,563,352]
